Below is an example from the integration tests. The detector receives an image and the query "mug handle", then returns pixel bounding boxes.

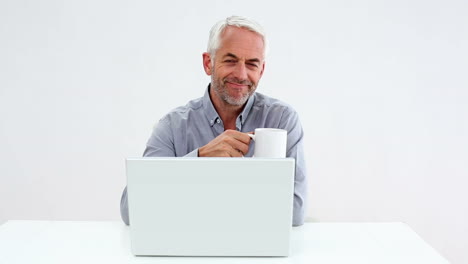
[247,133,255,158]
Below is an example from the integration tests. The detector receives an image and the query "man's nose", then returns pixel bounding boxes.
[232,62,248,80]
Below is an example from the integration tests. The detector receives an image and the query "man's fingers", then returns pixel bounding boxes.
[230,148,244,157]
[223,130,253,155]
[199,130,252,157]
[225,141,247,157]
[225,135,249,155]
[224,130,253,145]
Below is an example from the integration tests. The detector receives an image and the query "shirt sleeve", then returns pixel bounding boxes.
[143,117,176,157]
[279,109,308,226]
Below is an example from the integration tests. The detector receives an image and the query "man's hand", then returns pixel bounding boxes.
[198,130,252,157]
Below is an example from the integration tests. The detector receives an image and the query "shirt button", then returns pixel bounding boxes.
[217,119,221,124]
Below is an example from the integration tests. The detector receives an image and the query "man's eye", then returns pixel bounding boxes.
[224,60,236,63]
[247,63,258,68]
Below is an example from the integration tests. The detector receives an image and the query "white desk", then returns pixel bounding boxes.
[0,221,449,264]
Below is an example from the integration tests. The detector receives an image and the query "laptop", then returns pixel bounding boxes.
[126,157,295,257]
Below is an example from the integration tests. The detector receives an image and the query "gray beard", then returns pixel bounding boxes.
[211,77,256,106]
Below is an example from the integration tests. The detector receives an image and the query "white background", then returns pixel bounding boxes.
[1,0,467,263]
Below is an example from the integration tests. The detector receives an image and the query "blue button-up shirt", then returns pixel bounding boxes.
[121,86,307,226]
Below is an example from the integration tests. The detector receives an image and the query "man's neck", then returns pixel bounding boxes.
[209,87,245,130]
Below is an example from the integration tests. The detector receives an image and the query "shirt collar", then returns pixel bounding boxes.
[238,91,255,125]
[203,84,221,127]
[203,84,256,127]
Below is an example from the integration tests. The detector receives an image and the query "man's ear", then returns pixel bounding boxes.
[202,52,212,75]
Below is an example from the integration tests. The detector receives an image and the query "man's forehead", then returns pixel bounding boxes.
[218,26,265,60]
[220,26,264,44]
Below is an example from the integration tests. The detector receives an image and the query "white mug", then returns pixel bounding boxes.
[248,128,287,158]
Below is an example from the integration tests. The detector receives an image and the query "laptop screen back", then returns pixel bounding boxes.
[126,157,295,256]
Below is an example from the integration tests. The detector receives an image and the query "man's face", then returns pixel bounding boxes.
[203,26,265,106]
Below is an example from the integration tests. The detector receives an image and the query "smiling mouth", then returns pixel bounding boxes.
[224,78,252,89]
[226,82,249,89]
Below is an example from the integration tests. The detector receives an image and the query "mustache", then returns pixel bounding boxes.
[223,77,253,87]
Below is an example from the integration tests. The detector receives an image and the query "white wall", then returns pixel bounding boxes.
[1,0,467,263]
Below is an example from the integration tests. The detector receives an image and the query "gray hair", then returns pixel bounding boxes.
[207,16,268,59]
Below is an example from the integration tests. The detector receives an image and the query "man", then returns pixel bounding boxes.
[121,16,307,226]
